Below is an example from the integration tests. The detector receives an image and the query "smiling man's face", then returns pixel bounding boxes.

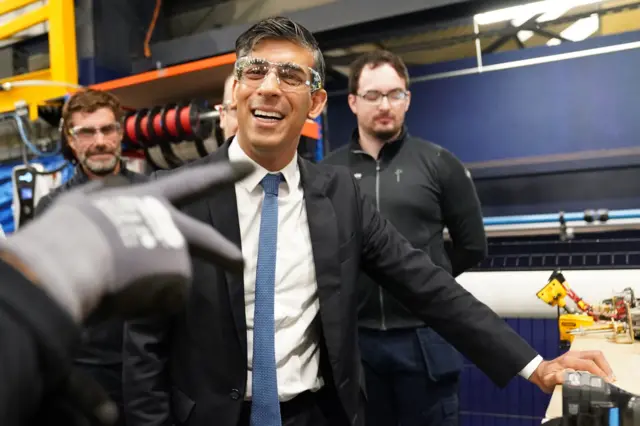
[233,38,327,170]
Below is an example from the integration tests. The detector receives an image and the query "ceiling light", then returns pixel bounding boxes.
[517,30,535,43]
[560,13,600,41]
[545,12,600,46]
[474,0,605,26]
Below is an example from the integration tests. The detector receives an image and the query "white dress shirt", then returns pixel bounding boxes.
[228,140,323,402]
[228,139,541,400]
[520,355,543,380]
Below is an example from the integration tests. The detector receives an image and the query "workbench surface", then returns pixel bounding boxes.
[544,335,640,421]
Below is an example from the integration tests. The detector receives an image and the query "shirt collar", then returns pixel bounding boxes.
[228,136,300,193]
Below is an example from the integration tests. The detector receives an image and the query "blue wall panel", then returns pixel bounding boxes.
[406,47,640,164]
[326,95,356,148]
[326,30,640,165]
[78,57,128,86]
[459,318,562,425]
[325,31,640,216]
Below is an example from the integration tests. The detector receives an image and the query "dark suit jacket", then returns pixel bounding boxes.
[123,140,538,426]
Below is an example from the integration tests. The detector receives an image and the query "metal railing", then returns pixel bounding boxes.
[475,231,640,271]
[443,209,640,239]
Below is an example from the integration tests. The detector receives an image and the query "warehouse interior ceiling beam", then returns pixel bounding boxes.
[132,0,529,72]
[473,0,606,26]
[477,0,606,53]
[322,0,640,69]
[479,13,574,53]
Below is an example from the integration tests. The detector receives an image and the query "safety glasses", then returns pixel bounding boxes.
[69,122,121,142]
[234,56,322,93]
[357,89,409,104]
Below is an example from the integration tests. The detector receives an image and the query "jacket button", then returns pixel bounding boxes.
[230,389,241,400]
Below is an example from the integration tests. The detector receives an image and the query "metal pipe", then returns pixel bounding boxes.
[483,218,640,238]
[484,209,640,226]
[444,218,640,239]
[410,39,640,84]
[473,19,483,73]
[199,110,219,120]
[1,80,83,91]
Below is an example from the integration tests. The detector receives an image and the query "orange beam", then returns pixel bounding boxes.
[91,53,237,91]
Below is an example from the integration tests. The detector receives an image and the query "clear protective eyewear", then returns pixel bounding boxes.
[234,56,322,93]
[358,89,408,104]
[69,122,121,142]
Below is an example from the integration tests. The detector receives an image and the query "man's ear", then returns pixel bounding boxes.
[232,79,238,103]
[405,90,411,112]
[307,89,328,119]
[348,94,357,115]
[219,110,227,130]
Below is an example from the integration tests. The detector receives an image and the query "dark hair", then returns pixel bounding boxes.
[348,50,410,95]
[235,16,326,88]
[60,88,123,162]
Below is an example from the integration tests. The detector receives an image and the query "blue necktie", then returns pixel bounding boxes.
[251,173,283,426]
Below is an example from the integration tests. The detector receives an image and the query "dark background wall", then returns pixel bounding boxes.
[326,30,640,217]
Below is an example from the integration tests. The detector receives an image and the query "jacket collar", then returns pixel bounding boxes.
[349,125,409,161]
[227,136,301,195]
[217,137,331,197]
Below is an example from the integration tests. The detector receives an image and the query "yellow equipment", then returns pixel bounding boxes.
[536,271,596,347]
[536,270,639,347]
[536,275,575,313]
[558,313,595,343]
[537,270,592,314]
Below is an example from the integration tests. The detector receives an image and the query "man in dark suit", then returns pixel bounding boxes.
[36,88,147,426]
[122,16,614,426]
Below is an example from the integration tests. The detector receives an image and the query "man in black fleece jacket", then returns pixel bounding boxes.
[323,50,487,426]
[35,88,146,425]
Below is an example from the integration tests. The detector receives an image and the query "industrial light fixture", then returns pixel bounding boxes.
[474,0,605,26]
[546,12,600,45]
[515,2,580,43]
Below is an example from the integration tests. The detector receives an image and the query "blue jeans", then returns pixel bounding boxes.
[359,328,463,426]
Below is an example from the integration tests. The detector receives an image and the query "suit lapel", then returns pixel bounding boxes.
[299,160,343,368]
[205,143,247,350]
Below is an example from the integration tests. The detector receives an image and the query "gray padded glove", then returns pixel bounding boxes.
[0,160,253,323]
